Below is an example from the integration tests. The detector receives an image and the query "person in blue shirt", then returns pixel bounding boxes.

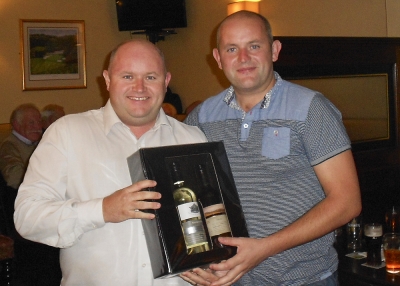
[182,11,361,286]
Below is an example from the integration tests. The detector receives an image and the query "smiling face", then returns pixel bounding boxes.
[103,40,171,135]
[13,108,42,142]
[213,12,281,108]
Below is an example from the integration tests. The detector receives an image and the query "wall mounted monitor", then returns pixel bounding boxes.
[115,0,187,31]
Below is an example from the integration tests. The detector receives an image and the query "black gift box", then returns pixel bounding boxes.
[127,141,248,279]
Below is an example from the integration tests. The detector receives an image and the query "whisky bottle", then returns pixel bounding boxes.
[171,162,210,254]
[196,164,232,248]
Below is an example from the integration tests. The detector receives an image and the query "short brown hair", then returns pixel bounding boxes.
[216,11,273,49]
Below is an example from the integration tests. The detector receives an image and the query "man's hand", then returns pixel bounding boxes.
[102,180,161,223]
[180,267,227,286]
[180,237,269,286]
[208,237,269,286]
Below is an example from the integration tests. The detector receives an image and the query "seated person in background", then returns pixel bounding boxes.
[185,100,202,115]
[164,86,183,114]
[162,102,178,118]
[0,103,61,286]
[0,103,42,190]
[41,104,65,131]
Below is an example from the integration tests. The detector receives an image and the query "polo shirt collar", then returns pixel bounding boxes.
[223,71,282,110]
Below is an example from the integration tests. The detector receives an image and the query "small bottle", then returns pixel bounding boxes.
[171,162,210,254]
[196,164,232,248]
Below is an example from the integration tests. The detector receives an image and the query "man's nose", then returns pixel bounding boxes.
[238,49,250,62]
[34,120,42,130]
[132,78,145,92]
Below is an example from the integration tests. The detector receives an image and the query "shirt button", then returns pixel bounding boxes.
[274,130,279,136]
[243,123,249,128]
[142,263,146,267]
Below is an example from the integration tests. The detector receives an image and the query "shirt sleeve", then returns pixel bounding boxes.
[14,121,106,248]
[183,105,201,127]
[303,93,351,166]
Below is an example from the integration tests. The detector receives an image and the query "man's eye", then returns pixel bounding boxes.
[123,75,132,79]
[227,47,236,53]
[250,45,260,50]
[146,76,156,80]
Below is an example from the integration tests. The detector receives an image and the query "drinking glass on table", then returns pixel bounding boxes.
[346,215,362,252]
[383,233,400,273]
[364,223,383,266]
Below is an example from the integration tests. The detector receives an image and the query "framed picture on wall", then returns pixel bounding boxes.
[20,19,86,91]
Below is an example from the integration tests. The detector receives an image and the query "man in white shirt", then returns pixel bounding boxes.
[14,39,206,286]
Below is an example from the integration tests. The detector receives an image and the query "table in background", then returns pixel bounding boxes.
[336,232,400,285]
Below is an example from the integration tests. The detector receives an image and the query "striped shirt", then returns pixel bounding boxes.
[185,73,351,285]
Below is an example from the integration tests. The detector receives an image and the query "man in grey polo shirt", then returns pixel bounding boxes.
[182,11,361,286]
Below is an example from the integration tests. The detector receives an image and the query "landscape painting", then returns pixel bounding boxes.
[21,20,86,90]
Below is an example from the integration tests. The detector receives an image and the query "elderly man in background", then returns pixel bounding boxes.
[0,103,42,190]
[41,104,65,131]
[1,103,60,286]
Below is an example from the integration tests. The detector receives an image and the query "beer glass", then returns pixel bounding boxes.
[346,216,362,252]
[385,206,400,233]
[383,233,400,273]
[364,223,383,266]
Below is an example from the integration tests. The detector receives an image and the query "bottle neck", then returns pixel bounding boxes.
[174,180,184,188]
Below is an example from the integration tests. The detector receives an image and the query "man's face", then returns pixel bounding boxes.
[15,109,42,142]
[103,41,171,131]
[213,15,281,96]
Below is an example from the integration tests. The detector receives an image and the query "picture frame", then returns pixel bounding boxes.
[20,19,86,91]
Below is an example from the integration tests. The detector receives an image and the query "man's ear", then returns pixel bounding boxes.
[103,70,111,91]
[213,48,223,70]
[12,119,21,133]
[165,72,172,89]
[271,40,282,62]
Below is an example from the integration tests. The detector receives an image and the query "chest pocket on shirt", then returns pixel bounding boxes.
[262,127,290,159]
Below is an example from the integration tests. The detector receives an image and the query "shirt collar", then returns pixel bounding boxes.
[223,71,282,110]
[12,130,34,145]
[103,100,123,135]
[154,108,172,129]
[102,100,172,135]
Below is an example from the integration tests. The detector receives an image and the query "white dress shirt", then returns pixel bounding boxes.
[15,100,207,286]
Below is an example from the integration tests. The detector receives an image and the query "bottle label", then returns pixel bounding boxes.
[203,203,225,214]
[182,220,208,247]
[177,202,201,221]
[206,213,231,237]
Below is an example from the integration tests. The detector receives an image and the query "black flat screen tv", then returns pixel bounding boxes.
[115,0,187,31]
